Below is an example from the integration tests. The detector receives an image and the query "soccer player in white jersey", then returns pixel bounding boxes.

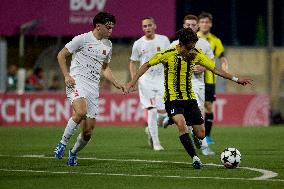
[129,17,170,151]
[170,14,215,155]
[54,12,125,166]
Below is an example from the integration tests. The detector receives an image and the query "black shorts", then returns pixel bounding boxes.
[205,84,216,102]
[165,100,204,126]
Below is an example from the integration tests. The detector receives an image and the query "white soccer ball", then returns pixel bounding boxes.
[220,147,241,169]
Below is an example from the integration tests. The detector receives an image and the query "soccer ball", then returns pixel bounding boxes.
[220,147,241,169]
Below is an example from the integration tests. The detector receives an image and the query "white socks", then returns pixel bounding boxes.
[148,108,160,145]
[201,138,209,149]
[157,112,168,127]
[71,133,88,154]
[190,125,208,149]
[60,118,79,145]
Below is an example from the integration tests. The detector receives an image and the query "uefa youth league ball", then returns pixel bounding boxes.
[220,147,241,168]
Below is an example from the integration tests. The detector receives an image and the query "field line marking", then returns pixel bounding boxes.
[1,168,283,182]
[0,154,280,181]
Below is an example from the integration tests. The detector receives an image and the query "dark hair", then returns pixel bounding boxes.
[93,12,116,27]
[198,12,213,22]
[183,14,198,23]
[177,28,198,45]
[142,17,155,23]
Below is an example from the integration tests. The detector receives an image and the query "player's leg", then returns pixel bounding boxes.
[166,101,202,169]
[204,83,216,144]
[204,101,214,144]
[54,97,87,159]
[157,109,168,127]
[195,86,215,155]
[174,114,202,169]
[61,100,87,144]
[139,85,163,150]
[185,99,205,150]
[67,91,98,166]
[147,107,164,150]
[67,118,95,166]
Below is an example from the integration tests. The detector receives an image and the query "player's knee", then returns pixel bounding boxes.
[204,102,213,113]
[176,121,188,134]
[75,109,87,120]
[175,119,186,128]
[195,130,205,139]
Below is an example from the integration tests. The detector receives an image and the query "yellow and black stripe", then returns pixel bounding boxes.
[148,46,215,101]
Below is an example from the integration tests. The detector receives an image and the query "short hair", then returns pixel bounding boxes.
[183,14,198,23]
[142,17,155,23]
[93,12,116,27]
[198,12,213,22]
[177,28,198,45]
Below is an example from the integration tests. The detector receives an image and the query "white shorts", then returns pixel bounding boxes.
[193,85,205,114]
[66,76,99,119]
[138,83,165,110]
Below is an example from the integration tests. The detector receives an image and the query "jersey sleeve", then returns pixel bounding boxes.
[214,38,225,58]
[148,52,166,66]
[65,34,84,53]
[130,41,140,61]
[194,50,215,71]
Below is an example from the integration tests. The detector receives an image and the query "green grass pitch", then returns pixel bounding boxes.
[0,125,284,189]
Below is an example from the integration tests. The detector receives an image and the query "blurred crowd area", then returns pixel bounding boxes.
[6,63,113,93]
[7,64,61,92]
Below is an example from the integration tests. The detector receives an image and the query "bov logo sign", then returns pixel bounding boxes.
[70,0,107,11]
[69,0,107,24]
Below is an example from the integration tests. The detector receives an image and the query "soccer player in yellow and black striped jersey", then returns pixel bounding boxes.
[197,12,229,145]
[126,28,252,169]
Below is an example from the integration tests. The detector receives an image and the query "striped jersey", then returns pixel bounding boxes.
[148,46,215,101]
[170,38,214,87]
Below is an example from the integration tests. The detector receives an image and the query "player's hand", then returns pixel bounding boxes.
[193,65,205,74]
[65,74,75,87]
[237,77,253,86]
[125,81,136,93]
[130,83,138,92]
[115,83,126,95]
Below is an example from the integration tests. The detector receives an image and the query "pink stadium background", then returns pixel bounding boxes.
[0,92,269,127]
[0,0,176,37]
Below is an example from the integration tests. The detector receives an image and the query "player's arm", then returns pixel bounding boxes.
[126,51,165,93]
[129,60,139,79]
[57,47,75,87]
[128,41,141,91]
[102,63,125,92]
[128,60,140,91]
[126,62,151,93]
[197,53,252,86]
[212,67,252,86]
